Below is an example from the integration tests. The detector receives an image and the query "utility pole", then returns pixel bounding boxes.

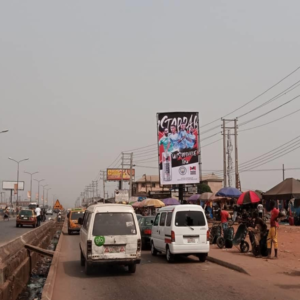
[129,152,133,199]
[222,119,227,187]
[234,118,239,189]
[283,164,285,181]
[227,130,233,187]
[121,152,124,190]
[100,171,106,203]
[222,118,239,189]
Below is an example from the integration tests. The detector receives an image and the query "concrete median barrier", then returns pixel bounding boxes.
[0,221,60,300]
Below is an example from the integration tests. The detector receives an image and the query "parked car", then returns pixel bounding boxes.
[46,208,53,215]
[151,205,210,263]
[79,204,141,275]
[139,216,155,249]
[68,208,85,235]
[16,209,37,228]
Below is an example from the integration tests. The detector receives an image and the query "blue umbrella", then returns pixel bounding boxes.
[216,187,242,198]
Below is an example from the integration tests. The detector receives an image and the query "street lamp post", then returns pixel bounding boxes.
[24,171,39,202]
[46,188,51,207]
[41,184,48,208]
[8,157,29,207]
[34,179,45,205]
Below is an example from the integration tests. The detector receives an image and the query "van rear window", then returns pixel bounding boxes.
[175,211,206,227]
[71,212,84,220]
[93,213,137,236]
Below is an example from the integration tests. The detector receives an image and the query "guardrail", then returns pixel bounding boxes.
[0,220,61,300]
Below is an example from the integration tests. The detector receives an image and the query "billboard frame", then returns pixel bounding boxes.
[157,111,201,186]
[2,181,25,190]
[106,168,135,182]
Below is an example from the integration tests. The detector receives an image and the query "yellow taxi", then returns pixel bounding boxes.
[68,208,85,235]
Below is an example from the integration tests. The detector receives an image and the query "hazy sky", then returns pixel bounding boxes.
[1,1,300,207]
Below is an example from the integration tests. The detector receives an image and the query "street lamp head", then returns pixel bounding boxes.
[0,129,9,133]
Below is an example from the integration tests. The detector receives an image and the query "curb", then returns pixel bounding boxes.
[41,221,65,300]
[207,256,250,275]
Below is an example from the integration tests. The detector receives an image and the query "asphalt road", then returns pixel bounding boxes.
[0,218,51,246]
[52,234,294,300]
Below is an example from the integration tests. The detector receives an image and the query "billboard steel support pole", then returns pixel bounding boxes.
[121,152,124,190]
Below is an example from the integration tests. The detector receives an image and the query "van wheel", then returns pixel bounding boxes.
[84,260,92,276]
[80,249,85,267]
[198,253,207,263]
[16,224,19,228]
[128,264,136,274]
[68,230,71,235]
[166,247,175,263]
[151,242,158,256]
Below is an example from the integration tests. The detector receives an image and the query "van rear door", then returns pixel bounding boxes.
[173,210,207,246]
[91,212,139,260]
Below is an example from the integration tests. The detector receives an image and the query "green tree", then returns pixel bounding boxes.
[197,183,212,194]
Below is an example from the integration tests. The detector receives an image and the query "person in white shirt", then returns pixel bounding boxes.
[35,205,41,227]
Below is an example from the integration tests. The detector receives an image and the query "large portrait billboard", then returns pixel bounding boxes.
[157,112,200,185]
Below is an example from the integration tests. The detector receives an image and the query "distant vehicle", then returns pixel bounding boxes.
[79,204,141,275]
[68,208,85,235]
[139,216,155,249]
[151,205,210,263]
[28,202,38,210]
[46,208,53,215]
[16,209,37,228]
[136,214,143,221]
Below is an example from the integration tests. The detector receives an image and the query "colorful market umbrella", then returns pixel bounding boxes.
[200,193,213,200]
[237,191,261,205]
[209,193,227,201]
[132,202,141,208]
[216,187,242,198]
[188,194,201,201]
[144,198,165,208]
[162,198,180,206]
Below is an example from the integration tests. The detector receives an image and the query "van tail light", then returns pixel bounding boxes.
[30,217,34,221]
[207,230,210,241]
[144,229,152,235]
[171,231,175,243]
[137,239,141,251]
[87,240,92,257]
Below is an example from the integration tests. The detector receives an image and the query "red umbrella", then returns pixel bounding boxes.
[237,191,261,205]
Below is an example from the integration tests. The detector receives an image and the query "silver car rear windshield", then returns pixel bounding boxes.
[93,213,137,236]
[175,211,206,227]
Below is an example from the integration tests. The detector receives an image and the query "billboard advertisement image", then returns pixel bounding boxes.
[107,169,135,181]
[157,112,200,185]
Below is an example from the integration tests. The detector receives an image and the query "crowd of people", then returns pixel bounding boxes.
[216,200,284,259]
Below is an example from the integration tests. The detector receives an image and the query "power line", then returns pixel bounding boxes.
[240,108,300,132]
[201,65,300,128]
[239,135,300,166]
[237,80,300,119]
[239,95,300,127]
[202,138,222,148]
[239,140,300,170]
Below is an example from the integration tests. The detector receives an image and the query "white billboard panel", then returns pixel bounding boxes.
[115,189,129,203]
[2,181,25,190]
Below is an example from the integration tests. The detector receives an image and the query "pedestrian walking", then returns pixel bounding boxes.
[220,208,230,230]
[35,205,41,227]
[267,200,279,259]
[3,206,9,221]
